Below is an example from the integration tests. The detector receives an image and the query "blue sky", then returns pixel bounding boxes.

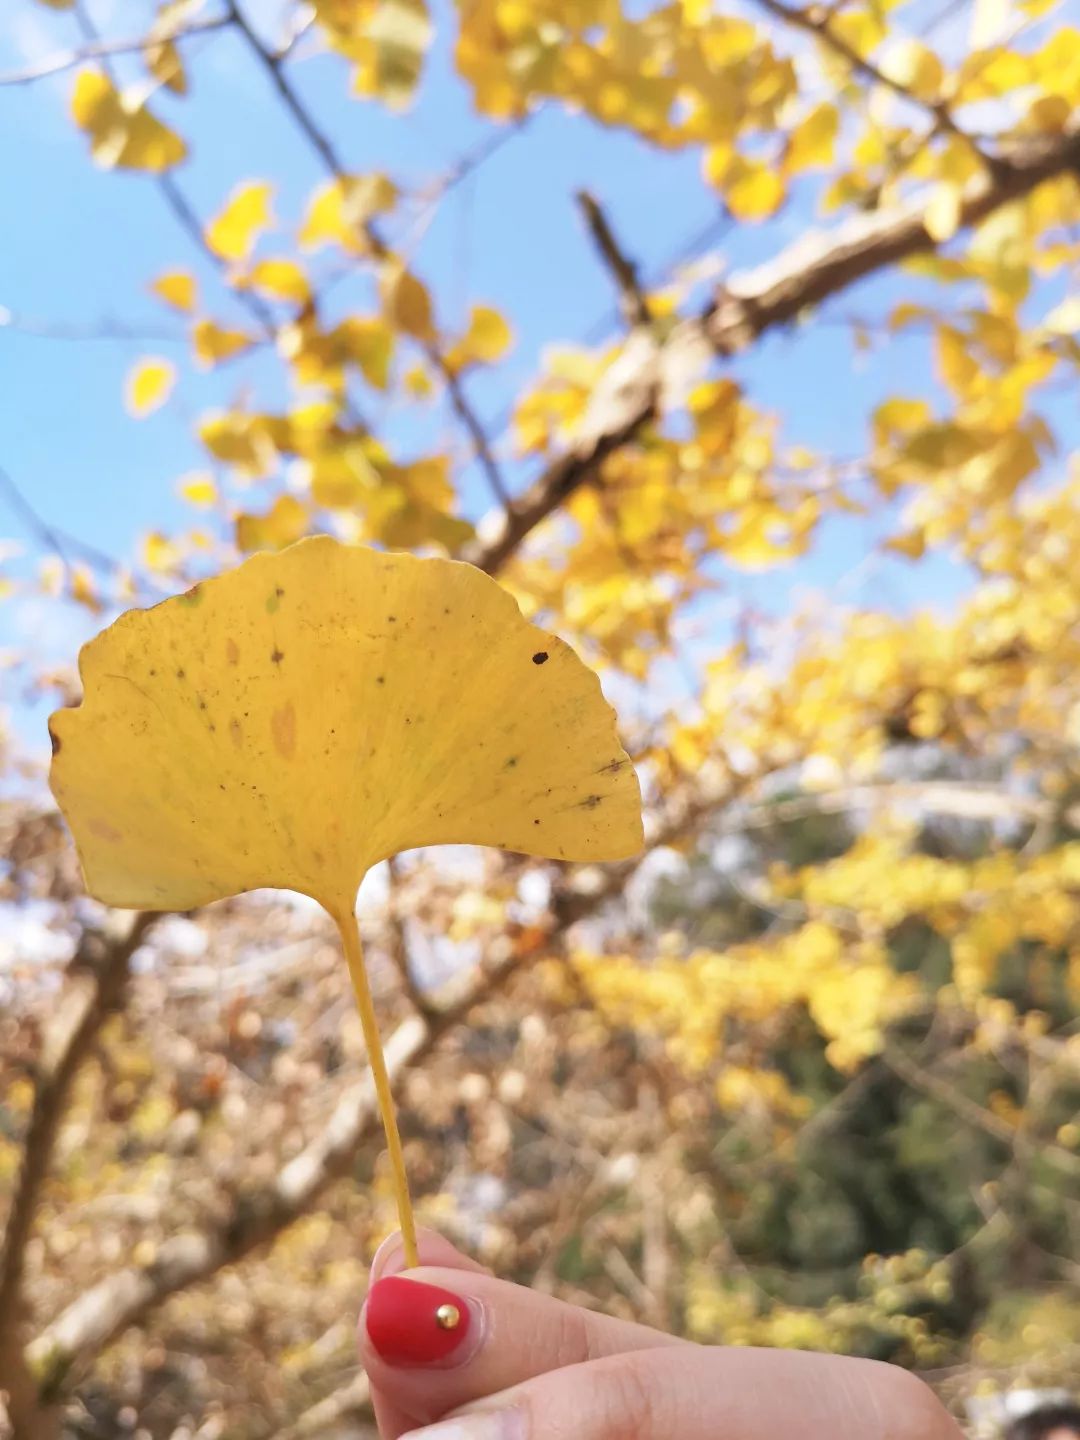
[1,0,1074,759]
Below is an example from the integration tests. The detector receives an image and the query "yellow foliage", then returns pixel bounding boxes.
[380,262,436,340]
[49,539,642,911]
[192,321,258,367]
[446,304,514,369]
[151,270,197,313]
[71,70,186,172]
[244,258,311,305]
[205,181,274,262]
[125,358,176,417]
[298,173,397,251]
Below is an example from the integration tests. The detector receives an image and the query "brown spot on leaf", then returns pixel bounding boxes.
[271,700,297,760]
[88,817,123,843]
[532,651,549,665]
[505,756,519,769]
[578,794,602,809]
[230,718,242,748]
[176,668,185,680]
[226,638,239,666]
[271,647,284,665]
[599,758,626,775]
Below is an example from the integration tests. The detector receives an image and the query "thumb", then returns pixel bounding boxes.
[396,1345,965,1440]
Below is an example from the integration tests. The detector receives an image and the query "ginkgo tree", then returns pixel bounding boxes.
[1,0,1080,1434]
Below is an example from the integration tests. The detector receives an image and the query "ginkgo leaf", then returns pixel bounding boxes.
[151,269,197,312]
[447,304,513,370]
[192,320,258,366]
[71,70,186,173]
[234,495,309,553]
[125,358,176,417]
[49,539,641,1268]
[146,37,187,95]
[380,262,435,340]
[299,174,397,252]
[725,161,786,221]
[178,472,219,507]
[359,0,432,107]
[246,258,311,304]
[49,538,642,914]
[205,181,274,262]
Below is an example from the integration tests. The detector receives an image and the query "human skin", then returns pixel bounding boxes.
[357,1230,965,1440]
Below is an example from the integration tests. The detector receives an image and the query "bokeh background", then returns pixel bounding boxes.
[2,0,1080,1434]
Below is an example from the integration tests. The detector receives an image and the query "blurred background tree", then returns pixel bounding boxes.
[1,0,1079,1435]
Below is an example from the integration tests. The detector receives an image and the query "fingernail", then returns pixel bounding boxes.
[366,1276,478,1367]
[369,1229,406,1284]
[400,1411,523,1440]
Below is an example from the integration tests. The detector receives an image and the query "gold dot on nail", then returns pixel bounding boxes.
[435,1303,461,1331]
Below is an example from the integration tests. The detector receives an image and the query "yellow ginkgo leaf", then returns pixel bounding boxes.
[725,161,786,221]
[50,538,641,908]
[447,304,513,370]
[246,257,311,305]
[177,472,219,507]
[151,269,197,313]
[49,539,642,1266]
[146,37,187,95]
[299,173,397,252]
[71,70,187,173]
[380,261,435,340]
[125,358,176,417]
[192,320,258,367]
[234,494,309,553]
[205,181,274,262]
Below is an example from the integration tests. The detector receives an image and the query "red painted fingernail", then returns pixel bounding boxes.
[366,1276,474,1367]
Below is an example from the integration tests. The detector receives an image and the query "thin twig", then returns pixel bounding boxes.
[752,0,998,169]
[225,0,511,506]
[383,857,436,1020]
[0,15,230,86]
[0,311,186,344]
[70,0,276,340]
[576,190,651,328]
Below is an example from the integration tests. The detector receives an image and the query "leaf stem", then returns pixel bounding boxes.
[334,906,419,1269]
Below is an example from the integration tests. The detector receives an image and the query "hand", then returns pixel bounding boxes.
[358,1230,963,1440]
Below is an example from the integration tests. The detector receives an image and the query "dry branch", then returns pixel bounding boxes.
[468,124,1080,576]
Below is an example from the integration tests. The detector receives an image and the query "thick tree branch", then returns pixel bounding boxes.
[0,913,157,1332]
[467,124,1080,576]
[272,1374,373,1440]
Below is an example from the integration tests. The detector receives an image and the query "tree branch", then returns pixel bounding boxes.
[576,191,651,328]
[21,771,731,1385]
[0,913,157,1328]
[272,1374,374,1440]
[382,857,435,1021]
[0,16,230,87]
[224,0,511,507]
[466,124,1080,576]
[751,0,979,154]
